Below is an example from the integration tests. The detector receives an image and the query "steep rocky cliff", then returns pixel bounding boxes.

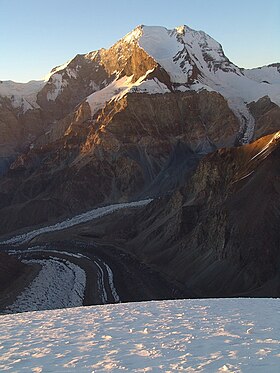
[91,131,280,297]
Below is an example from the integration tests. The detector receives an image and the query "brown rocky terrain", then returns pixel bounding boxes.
[0,90,239,236]
[126,132,280,296]
[1,25,279,237]
[60,131,279,298]
[1,130,279,310]
[14,130,279,300]
[0,96,45,175]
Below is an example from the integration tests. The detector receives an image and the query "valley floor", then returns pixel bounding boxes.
[0,199,188,313]
[0,298,279,372]
[1,241,184,313]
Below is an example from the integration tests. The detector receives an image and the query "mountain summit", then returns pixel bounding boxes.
[0,24,280,234]
[1,24,280,306]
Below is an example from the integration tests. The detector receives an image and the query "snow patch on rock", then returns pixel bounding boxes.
[86,70,170,116]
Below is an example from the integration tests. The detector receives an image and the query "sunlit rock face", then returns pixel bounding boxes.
[0,25,279,234]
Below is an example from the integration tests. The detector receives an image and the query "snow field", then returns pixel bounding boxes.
[0,298,279,372]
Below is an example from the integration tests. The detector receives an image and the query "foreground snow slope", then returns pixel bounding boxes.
[0,298,279,372]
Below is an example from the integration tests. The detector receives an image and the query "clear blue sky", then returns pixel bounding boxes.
[1,0,279,82]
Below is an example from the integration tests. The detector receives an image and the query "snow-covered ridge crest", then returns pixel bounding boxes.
[122,25,143,44]
[44,57,75,82]
[86,69,170,116]
[243,64,280,85]
[120,24,279,98]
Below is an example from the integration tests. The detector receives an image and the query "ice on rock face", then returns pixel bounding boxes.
[46,73,69,101]
[43,57,75,82]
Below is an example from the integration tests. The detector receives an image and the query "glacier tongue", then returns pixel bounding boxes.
[226,97,255,144]
[1,199,153,245]
[5,258,86,313]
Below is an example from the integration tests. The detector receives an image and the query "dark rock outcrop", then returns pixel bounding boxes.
[249,96,280,139]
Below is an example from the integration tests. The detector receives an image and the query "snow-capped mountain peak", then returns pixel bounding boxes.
[43,57,76,82]
[1,24,280,146]
[77,24,280,144]
[122,25,143,44]
[120,25,240,83]
[39,25,280,144]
